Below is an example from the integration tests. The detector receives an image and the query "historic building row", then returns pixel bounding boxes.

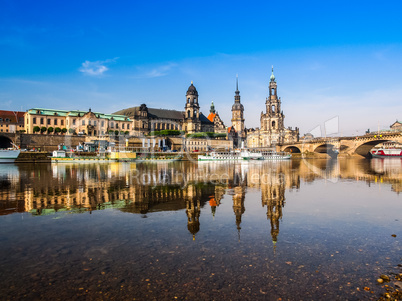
[4,69,303,147]
[24,108,131,136]
[113,82,223,136]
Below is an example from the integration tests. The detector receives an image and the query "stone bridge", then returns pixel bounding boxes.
[278,131,402,157]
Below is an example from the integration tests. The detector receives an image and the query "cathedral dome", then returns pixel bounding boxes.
[186,81,198,96]
[232,103,244,111]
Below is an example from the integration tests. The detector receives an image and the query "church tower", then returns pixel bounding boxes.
[231,75,245,138]
[183,81,201,133]
[261,67,285,145]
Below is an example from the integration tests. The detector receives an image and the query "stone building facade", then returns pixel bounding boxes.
[24,108,132,136]
[114,82,214,136]
[246,68,299,148]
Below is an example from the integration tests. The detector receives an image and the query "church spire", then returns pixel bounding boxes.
[235,74,240,97]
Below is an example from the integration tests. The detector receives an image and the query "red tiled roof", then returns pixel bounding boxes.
[0,111,25,123]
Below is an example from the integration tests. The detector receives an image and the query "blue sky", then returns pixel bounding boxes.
[1,0,402,136]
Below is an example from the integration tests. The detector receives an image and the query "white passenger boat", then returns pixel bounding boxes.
[198,151,243,161]
[260,150,292,160]
[51,150,115,163]
[0,149,21,163]
[198,150,291,161]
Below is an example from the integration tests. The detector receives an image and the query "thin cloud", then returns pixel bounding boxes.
[79,58,118,76]
[135,63,177,78]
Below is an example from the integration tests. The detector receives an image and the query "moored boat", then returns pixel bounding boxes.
[198,149,291,161]
[198,151,242,161]
[0,149,21,163]
[260,150,292,160]
[371,148,402,158]
[51,150,116,163]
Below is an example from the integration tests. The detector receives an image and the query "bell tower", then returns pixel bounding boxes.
[183,81,201,133]
[231,75,245,138]
[264,67,284,143]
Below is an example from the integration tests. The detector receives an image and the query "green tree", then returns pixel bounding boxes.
[33,126,40,133]
[40,127,47,134]
[68,128,75,134]
[114,130,119,135]
[61,128,67,134]
[55,127,62,134]
[124,131,129,135]
[47,127,54,134]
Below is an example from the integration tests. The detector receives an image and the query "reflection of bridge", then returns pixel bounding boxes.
[279,132,402,157]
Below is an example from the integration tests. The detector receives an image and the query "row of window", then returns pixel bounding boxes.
[186,141,207,145]
[32,117,65,126]
[31,117,130,129]
[0,118,11,122]
[152,123,179,130]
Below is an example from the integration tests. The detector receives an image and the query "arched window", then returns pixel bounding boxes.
[272,105,275,113]
[271,88,275,95]
[187,98,190,103]
[187,110,190,117]
[272,121,276,128]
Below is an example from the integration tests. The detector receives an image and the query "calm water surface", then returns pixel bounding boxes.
[0,158,401,300]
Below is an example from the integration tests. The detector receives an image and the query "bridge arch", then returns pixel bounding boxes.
[283,146,301,153]
[314,143,338,155]
[354,139,391,157]
[0,136,13,149]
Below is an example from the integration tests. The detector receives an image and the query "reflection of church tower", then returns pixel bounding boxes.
[185,185,201,240]
[261,174,285,244]
[183,82,201,134]
[186,198,201,240]
[232,186,246,241]
[231,76,245,141]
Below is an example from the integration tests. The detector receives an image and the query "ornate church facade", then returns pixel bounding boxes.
[246,68,299,148]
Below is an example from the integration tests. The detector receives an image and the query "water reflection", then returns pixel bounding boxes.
[1,159,402,300]
[1,158,402,239]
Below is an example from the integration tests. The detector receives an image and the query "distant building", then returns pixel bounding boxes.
[0,110,25,133]
[390,121,402,131]
[24,108,132,136]
[246,67,299,147]
[114,82,215,136]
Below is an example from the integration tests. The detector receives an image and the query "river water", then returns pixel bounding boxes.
[0,158,401,300]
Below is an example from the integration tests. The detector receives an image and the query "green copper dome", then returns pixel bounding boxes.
[270,66,275,82]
